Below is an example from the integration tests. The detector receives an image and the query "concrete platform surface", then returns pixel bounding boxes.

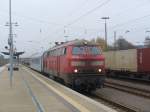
[0,66,36,112]
[0,65,116,112]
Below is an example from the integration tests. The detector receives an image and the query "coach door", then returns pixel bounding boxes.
[57,56,60,76]
[56,47,67,76]
[56,49,61,76]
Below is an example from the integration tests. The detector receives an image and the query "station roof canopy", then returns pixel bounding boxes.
[1,52,24,56]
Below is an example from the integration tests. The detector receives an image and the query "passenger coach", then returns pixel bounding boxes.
[43,40,105,91]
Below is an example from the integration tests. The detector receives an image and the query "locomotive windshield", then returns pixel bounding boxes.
[72,46,101,55]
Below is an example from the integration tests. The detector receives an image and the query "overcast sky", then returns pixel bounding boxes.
[0,0,150,57]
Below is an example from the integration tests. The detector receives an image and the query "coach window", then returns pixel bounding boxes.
[51,51,53,56]
[54,50,56,56]
[55,49,57,55]
[43,53,46,58]
[53,51,54,56]
[56,49,58,56]
[57,49,60,56]
[59,48,63,55]
[59,48,61,55]
[55,50,57,56]
[57,49,61,56]
[46,52,49,57]
[52,50,54,56]
[59,48,62,55]
[47,52,49,56]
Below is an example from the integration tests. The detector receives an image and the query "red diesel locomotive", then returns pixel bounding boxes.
[43,40,105,91]
[31,40,105,91]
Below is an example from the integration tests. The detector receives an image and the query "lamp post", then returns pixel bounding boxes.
[8,0,13,87]
[123,30,130,38]
[145,30,150,47]
[64,26,69,42]
[101,17,109,50]
[114,31,117,50]
[5,0,18,87]
[145,30,150,37]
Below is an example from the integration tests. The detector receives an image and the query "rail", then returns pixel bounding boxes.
[94,92,142,112]
[104,81,150,99]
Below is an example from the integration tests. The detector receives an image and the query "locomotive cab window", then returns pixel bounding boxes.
[72,46,100,55]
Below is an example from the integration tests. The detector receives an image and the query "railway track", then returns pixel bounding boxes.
[93,92,142,112]
[104,80,150,99]
[88,79,150,112]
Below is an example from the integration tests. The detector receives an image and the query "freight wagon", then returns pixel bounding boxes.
[104,48,150,81]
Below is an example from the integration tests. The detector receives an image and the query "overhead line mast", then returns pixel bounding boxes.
[9,0,13,87]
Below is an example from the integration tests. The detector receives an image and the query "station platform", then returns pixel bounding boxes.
[0,65,116,112]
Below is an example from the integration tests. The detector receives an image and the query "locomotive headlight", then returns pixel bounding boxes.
[91,61,104,66]
[71,61,85,66]
[98,68,102,72]
[74,69,78,73]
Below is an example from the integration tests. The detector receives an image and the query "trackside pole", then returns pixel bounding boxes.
[9,0,13,88]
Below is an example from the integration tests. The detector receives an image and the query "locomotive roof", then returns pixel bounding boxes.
[47,40,98,51]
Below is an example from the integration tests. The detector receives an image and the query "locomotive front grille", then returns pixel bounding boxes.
[79,69,98,74]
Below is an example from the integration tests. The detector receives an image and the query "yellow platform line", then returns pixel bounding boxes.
[23,67,90,112]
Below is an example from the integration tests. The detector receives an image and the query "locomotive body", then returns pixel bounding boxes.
[30,40,105,91]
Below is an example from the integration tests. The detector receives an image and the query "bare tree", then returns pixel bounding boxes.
[90,37,106,50]
[115,37,135,50]
[144,36,150,47]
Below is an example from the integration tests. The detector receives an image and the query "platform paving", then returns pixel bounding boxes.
[0,65,117,112]
[0,67,36,112]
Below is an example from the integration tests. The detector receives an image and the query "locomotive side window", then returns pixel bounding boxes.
[46,47,67,56]
[72,46,100,55]
[59,47,67,55]
[91,47,101,55]
[72,47,84,55]
[63,48,67,55]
